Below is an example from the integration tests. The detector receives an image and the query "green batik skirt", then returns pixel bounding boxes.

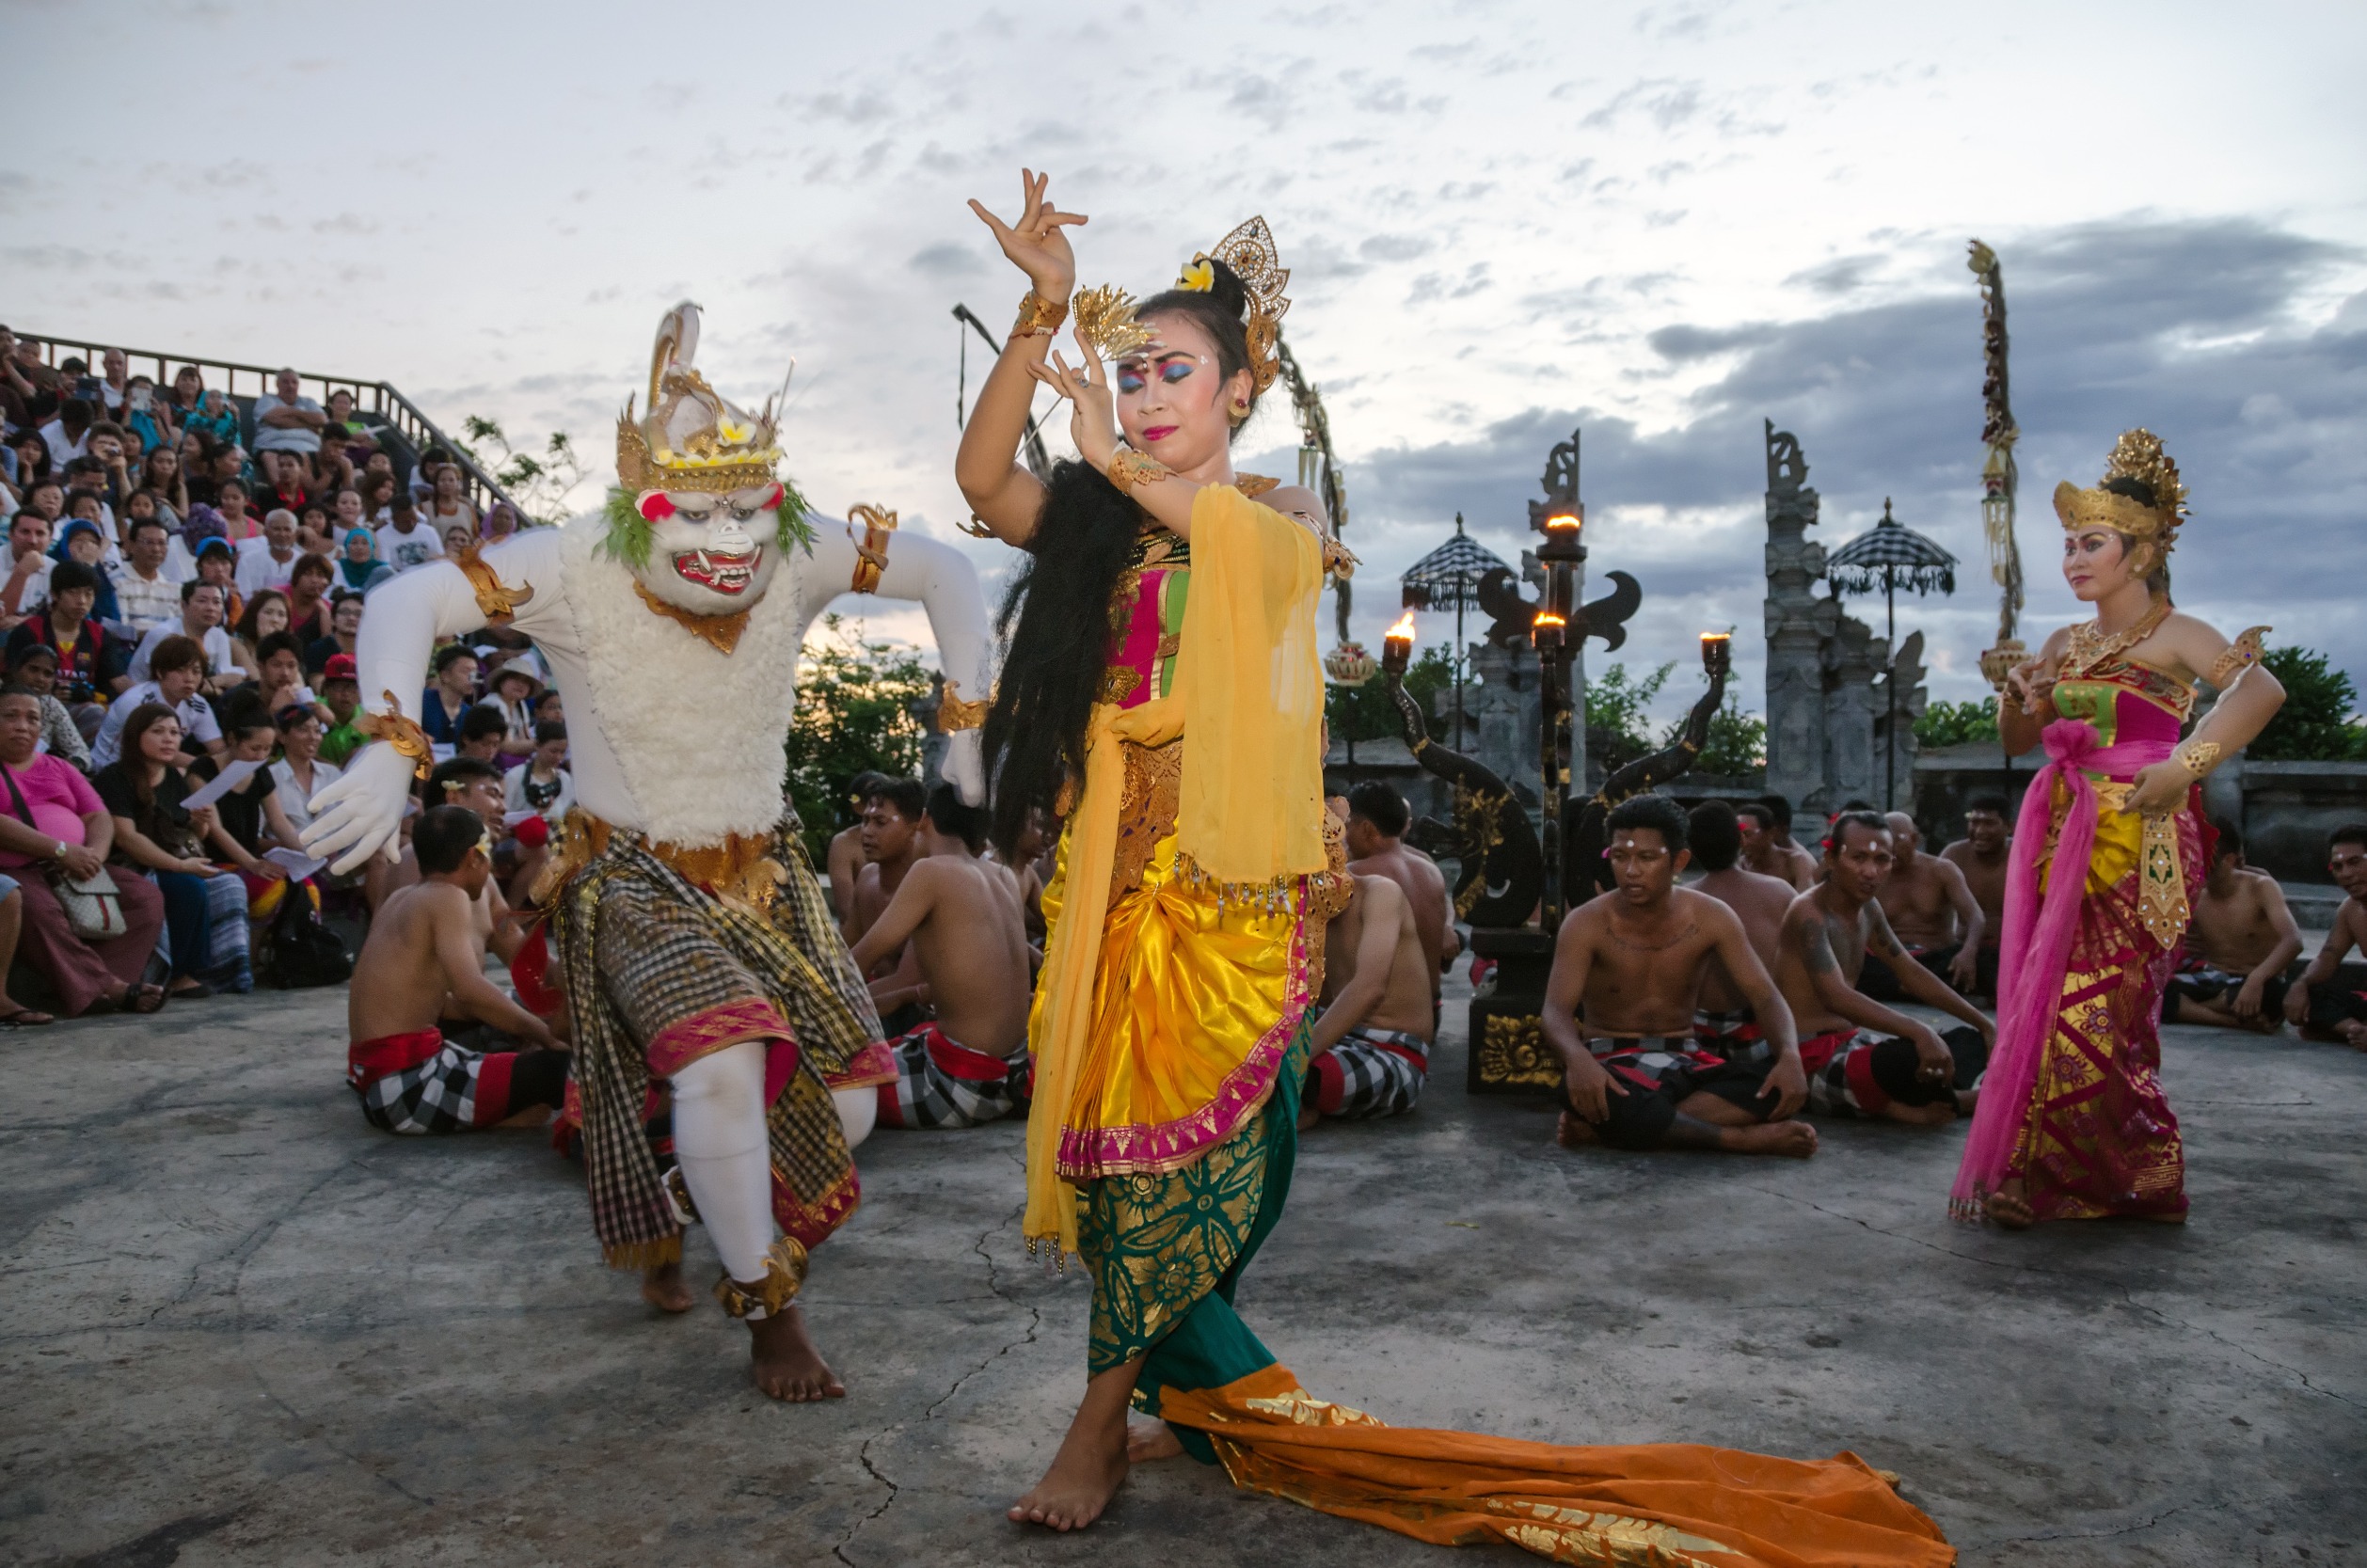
[1076,1026,1309,1464]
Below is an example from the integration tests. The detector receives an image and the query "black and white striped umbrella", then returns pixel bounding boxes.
[1826,499,1957,598]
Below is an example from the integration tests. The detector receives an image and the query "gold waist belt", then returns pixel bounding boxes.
[535,809,787,913]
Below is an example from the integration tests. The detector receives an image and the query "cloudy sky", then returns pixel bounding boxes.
[10,0,2364,718]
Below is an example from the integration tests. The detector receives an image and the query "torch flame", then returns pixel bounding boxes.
[1386,610,1417,641]
[1533,610,1566,626]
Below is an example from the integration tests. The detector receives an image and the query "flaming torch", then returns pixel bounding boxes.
[1383,610,1417,678]
[1700,630,1732,679]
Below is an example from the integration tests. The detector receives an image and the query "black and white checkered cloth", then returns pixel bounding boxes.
[1311,1027,1429,1120]
[358,1042,500,1135]
[878,1022,1030,1130]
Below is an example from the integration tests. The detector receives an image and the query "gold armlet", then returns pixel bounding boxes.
[357,691,433,780]
[453,539,532,622]
[2172,738,2222,779]
[1105,449,1171,494]
[846,503,898,594]
[1013,291,1068,339]
[2206,626,2270,689]
[938,677,989,732]
[712,1237,808,1320]
[957,513,997,539]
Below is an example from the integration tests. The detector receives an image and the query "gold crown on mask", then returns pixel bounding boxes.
[2053,428,2189,555]
[614,302,786,497]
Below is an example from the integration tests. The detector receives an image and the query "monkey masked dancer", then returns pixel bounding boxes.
[305,304,993,1399]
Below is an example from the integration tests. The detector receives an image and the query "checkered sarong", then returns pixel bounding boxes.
[358,1041,508,1134]
[877,1022,1030,1130]
[550,818,885,1268]
[1308,1026,1429,1119]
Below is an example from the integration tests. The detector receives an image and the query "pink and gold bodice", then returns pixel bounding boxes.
[2046,655,2192,782]
[1099,532,1191,708]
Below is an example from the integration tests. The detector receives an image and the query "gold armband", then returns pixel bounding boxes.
[357,691,434,780]
[453,538,532,622]
[938,677,989,732]
[1013,291,1068,339]
[2206,626,2269,689]
[711,1237,808,1321]
[846,503,898,594]
[2171,737,2222,779]
[1105,448,1171,494]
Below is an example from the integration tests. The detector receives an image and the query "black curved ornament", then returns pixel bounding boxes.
[1566,649,1729,898]
[1381,668,1543,930]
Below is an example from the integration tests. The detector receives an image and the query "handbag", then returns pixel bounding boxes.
[0,759,128,942]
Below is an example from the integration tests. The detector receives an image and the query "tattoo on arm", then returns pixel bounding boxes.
[1802,920,1839,974]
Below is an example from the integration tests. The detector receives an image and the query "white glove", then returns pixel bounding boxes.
[300,741,416,873]
[945,728,985,807]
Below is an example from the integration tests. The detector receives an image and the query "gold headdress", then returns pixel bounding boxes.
[1072,285,1154,361]
[2053,428,2188,557]
[614,302,786,497]
[1182,215,1291,394]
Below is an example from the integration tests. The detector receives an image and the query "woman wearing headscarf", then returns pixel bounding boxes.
[338,528,392,594]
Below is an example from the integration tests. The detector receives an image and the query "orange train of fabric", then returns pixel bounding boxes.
[1158,1366,1955,1568]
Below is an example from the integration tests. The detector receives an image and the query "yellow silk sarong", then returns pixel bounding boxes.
[1022,485,1327,1257]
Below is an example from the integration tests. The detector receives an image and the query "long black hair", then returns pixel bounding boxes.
[979,259,1263,857]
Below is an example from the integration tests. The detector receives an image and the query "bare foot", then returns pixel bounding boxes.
[1985,1181,2035,1230]
[1722,1119,1819,1158]
[1555,1109,1598,1148]
[1125,1417,1184,1462]
[748,1305,844,1402]
[1009,1412,1128,1530]
[641,1261,694,1314]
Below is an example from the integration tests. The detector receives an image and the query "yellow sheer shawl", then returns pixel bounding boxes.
[1024,483,1326,1256]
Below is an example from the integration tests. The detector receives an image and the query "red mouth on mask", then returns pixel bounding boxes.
[672,548,758,594]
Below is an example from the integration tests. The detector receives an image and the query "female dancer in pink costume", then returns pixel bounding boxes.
[1959,431,2282,1228]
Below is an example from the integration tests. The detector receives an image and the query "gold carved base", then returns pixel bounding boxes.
[1469,1005,1564,1096]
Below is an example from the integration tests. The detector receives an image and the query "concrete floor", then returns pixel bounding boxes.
[3,974,2361,1568]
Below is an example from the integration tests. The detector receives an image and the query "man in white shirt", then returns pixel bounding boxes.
[37,397,93,468]
[250,368,325,457]
[92,635,225,769]
[111,519,183,633]
[128,581,237,687]
[373,493,445,573]
[1,508,53,626]
[235,509,304,597]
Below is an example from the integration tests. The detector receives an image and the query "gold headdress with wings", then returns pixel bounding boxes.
[2052,428,2188,556]
[1072,216,1294,394]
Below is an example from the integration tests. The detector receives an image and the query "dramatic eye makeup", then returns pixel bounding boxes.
[1114,352,1203,394]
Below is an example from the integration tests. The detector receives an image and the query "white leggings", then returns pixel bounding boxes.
[668,1040,874,1286]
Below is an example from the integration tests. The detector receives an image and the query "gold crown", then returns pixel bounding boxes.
[615,302,786,497]
[1185,215,1291,395]
[2053,428,2188,552]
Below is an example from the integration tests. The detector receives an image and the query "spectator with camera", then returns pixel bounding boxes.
[8,560,128,725]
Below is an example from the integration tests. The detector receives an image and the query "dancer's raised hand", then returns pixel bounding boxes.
[1026,332,1119,469]
[968,167,1087,305]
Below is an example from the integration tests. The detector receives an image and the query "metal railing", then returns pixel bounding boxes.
[22,331,520,518]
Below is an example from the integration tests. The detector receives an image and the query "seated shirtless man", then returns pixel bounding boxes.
[848,776,929,1034]
[1775,811,1995,1126]
[1541,794,1813,1158]
[848,784,1033,1129]
[1939,795,2011,1001]
[1739,796,1819,891]
[1302,871,1435,1127]
[1344,781,1460,998]
[1860,812,1987,1000]
[824,770,889,930]
[346,805,565,1136]
[2284,823,2367,1047]
[2167,818,2302,1033]
[1686,800,1797,1058]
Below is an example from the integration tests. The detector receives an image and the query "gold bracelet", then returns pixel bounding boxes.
[1105,448,1171,494]
[1013,291,1068,339]
[2171,737,2222,779]
[845,503,897,594]
[937,676,989,732]
[357,691,434,780]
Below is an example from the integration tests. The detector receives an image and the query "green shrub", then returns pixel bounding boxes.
[783,614,930,863]
[1915,697,2000,749]
[2249,645,2367,760]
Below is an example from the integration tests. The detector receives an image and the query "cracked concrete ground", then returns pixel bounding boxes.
[4,972,2361,1567]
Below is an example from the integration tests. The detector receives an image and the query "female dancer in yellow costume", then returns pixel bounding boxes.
[958,170,1954,1566]
[1963,432,2283,1228]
